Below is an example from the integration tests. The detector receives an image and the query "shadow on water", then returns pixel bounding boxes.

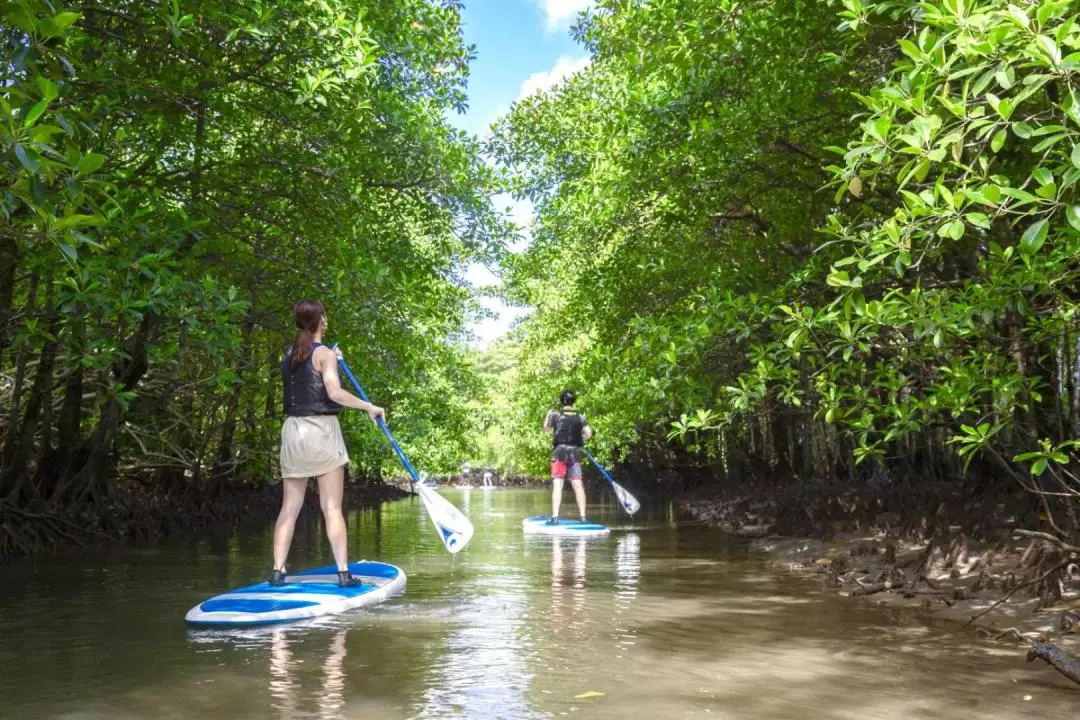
[0,488,1076,719]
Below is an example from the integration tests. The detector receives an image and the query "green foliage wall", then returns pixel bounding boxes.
[0,0,504,532]
[490,0,1080,535]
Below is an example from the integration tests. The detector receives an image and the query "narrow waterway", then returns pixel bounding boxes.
[0,488,1075,719]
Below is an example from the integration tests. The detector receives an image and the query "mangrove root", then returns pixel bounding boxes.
[1026,642,1080,688]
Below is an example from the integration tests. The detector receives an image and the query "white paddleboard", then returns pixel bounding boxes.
[522,515,610,537]
[185,561,406,627]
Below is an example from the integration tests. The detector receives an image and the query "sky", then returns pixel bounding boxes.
[449,0,594,349]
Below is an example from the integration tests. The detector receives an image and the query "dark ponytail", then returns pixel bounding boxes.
[291,299,325,369]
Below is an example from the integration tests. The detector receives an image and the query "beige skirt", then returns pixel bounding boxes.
[280,415,350,478]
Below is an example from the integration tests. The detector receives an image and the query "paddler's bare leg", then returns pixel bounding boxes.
[272,477,308,580]
[316,466,351,583]
[569,466,586,521]
[551,475,564,522]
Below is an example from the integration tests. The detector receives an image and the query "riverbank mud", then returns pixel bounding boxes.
[1,479,407,562]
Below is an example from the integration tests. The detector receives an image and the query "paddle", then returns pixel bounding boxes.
[332,347,474,554]
[583,447,640,516]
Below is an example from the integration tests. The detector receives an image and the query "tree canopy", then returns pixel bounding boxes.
[485,0,1080,543]
[1,0,507,553]
[5,0,1080,558]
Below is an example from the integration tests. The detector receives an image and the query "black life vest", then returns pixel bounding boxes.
[282,343,342,417]
[552,410,584,447]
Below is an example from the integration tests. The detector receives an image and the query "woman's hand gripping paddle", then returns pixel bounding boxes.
[583,448,640,516]
[334,349,474,554]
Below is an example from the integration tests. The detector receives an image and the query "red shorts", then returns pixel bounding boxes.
[551,445,582,480]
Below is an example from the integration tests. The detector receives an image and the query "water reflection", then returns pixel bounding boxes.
[317,630,347,719]
[268,629,298,719]
[613,533,640,656]
[412,577,537,719]
[549,536,588,639]
[267,627,349,720]
[5,490,1080,720]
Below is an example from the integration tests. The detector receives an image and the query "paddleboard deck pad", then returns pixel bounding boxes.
[522,516,610,536]
[185,561,406,627]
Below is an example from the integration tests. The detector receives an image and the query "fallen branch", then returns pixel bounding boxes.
[1026,643,1080,688]
[1013,529,1080,555]
[851,582,889,597]
[977,627,1022,642]
[965,560,1075,627]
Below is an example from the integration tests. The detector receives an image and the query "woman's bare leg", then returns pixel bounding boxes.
[317,465,348,571]
[273,478,308,571]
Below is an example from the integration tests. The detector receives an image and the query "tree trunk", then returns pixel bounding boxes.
[0,230,18,365]
[59,313,153,505]
[3,277,60,505]
[0,268,41,495]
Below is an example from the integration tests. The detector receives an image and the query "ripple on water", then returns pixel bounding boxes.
[1,490,1078,720]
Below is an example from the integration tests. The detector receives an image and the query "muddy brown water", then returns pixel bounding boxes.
[0,488,1076,719]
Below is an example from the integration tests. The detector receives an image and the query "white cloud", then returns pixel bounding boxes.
[538,0,594,30]
[469,298,531,350]
[465,262,500,288]
[517,55,590,101]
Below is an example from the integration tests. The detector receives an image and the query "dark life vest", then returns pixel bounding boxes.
[551,410,584,447]
[282,343,342,417]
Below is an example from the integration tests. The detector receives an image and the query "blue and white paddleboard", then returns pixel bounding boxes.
[185,561,406,627]
[522,516,611,537]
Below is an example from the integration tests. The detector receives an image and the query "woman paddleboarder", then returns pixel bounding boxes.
[271,299,385,588]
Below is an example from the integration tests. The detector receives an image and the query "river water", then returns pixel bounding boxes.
[0,488,1076,719]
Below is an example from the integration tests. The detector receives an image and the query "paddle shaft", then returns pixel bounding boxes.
[582,447,615,487]
[333,352,421,484]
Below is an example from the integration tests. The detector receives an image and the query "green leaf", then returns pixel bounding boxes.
[1019,218,1049,255]
[990,129,1006,153]
[1072,145,1080,169]
[1036,36,1061,66]
[898,39,922,61]
[1006,4,1030,28]
[965,212,991,229]
[52,214,104,231]
[75,153,105,175]
[1036,183,1058,200]
[36,76,59,101]
[23,98,49,128]
[58,243,78,262]
[939,219,965,240]
[43,11,80,37]
[1032,133,1067,153]
[52,11,80,32]
[826,270,849,287]
[1012,122,1034,138]
[14,144,40,174]
[1066,206,1080,232]
[1032,458,1048,476]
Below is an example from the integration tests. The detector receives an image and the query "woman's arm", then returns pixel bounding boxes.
[315,346,385,422]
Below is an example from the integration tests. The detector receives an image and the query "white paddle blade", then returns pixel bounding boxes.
[613,482,640,515]
[417,483,474,554]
